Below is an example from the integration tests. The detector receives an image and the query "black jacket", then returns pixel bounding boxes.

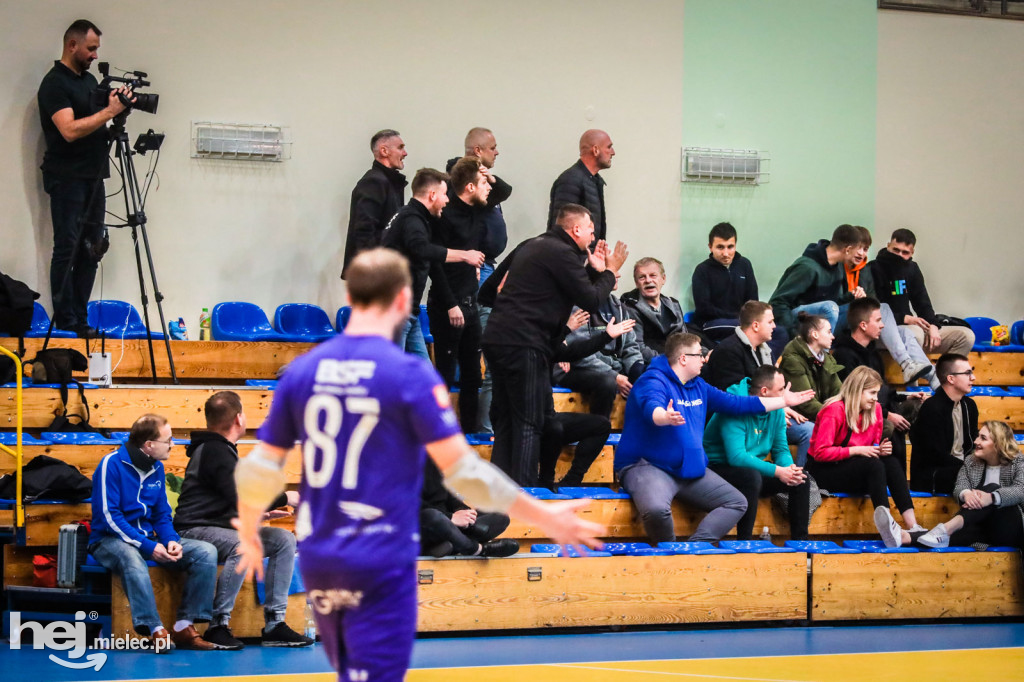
[690,254,758,326]
[831,331,896,418]
[427,194,484,310]
[770,240,849,333]
[547,160,607,242]
[382,199,448,308]
[869,248,938,326]
[481,230,615,360]
[702,328,772,391]
[174,431,286,530]
[446,156,511,264]
[342,161,407,276]
[910,389,979,492]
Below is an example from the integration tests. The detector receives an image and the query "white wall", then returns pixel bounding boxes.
[1,0,685,329]
[877,10,1024,323]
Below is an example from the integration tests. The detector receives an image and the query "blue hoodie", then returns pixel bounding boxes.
[615,355,766,479]
[89,445,178,557]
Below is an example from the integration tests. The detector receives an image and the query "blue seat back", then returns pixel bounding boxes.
[211,302,277,341]
[1012,321,1024,346]
[419,304,433,344]
[25,302,76,338]
[274,304,335,341]
[336,306,352,331]
[87,300,165,339]
[965,316,1001,349]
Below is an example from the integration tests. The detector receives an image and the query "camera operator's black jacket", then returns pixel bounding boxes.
[382,199,448,308]
[37,61,109,180]
[342,161,407,277]
[174,431,286,531]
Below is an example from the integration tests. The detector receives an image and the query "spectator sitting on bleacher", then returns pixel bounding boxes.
[869,228,975,357]
[778,313,842,423]
[909,353,978,495]
[173,391,311,649]
[620,256,712,361]
[614,332,814,544]
[419,457,518,558]
[803,367,923,545]
[703,301,815,466]
[88,414,219,652]
[908,421,1024,550]
[832,298,926,475]
[703,366,811,540]
[554,271,645,419]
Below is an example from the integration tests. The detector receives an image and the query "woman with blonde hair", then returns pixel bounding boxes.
[807,365,921,543]
[907,421,1024,549]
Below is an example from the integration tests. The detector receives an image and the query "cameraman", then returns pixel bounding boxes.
[37,20,132,337]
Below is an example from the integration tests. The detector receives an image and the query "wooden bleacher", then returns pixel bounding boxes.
[2,338,1023,633]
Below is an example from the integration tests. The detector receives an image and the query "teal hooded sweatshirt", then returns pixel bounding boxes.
[703,377,792,478]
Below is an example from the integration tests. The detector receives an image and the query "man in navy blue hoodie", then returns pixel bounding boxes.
[89,414,219,651]
[615,333,814,543]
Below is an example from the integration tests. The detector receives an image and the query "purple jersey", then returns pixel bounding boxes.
[257,334,461,570]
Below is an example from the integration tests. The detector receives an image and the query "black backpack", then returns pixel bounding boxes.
[0,270,39,338]
[0,454,92,502]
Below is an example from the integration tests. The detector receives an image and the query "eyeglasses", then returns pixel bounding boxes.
[681,352,707,359]
[948,369,975,377]
[152,438,174,446]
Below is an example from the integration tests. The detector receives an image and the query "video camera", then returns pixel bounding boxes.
[91,62,159,115]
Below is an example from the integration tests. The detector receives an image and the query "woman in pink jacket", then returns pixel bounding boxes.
[807,366,921,542]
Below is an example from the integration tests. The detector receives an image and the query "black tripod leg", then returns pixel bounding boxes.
[129,227,159,383]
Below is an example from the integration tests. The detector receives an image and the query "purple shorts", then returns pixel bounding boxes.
[302,562,417,682]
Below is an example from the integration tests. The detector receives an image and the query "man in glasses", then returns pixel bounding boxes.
[614,332,814,544]
[89,414,219,652]
[909,354,979,495]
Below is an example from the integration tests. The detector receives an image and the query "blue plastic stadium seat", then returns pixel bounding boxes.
[42,432,121,445]
[1011,321,1024,346]
[336,306,352,332]
[719,540,796,553]
[556,486,630,500]
[784,540,859,554]
[964,316,1024,352]
[968,386,1012,397]
[658,541,737,555]
[1006,387,1024,399]
[13,302,76,338]
[274,304,336,342]
[842,540,919,553]
[87,300,166,340]
[465,433,494,446]
[211,302,307,342]
[551,386,572,393]
[0,432,53,446]
[108,431,189,445]
[521,487,572,500]
[986,546,1020,552]
[606,433,621,445]
[419,304,433,345]
[927,546,975,553]
[244,379,278,389]
[683,311,695,323]
[624,547,675,556]
[529,544,611,557]
[601,542,653,555]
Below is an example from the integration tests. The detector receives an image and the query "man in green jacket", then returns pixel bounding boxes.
[778,313,843,422]
[704,367,811,540]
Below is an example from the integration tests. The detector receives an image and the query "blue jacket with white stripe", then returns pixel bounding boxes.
[89,445,178,557]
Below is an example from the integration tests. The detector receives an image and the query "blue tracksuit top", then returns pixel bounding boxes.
[614,355,766,479]
[89,445,179,557]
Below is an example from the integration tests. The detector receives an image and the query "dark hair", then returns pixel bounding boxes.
[665,332,702,363]
[410,167,449,196]
[556,203,592,229]
[847,297,881,330]
[829,224,861,250]
[890,228,917,246]
[936,352,970,385]
[370,129,400,153]
[64,20,100,44]
[739,301,772,329]
[797,312,828,343]
[854,225,872,248]
[749,365,780,395]
[128,413,167,448]
[709,222,737,244]
[448,155,483,193]
[348,248,412,308]
[205,391,243,431]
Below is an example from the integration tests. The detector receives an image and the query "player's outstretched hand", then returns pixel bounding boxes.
[231,506,266,581]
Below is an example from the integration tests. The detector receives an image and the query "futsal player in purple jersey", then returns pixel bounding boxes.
[232,248,605,682]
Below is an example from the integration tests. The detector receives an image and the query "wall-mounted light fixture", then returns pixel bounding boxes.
[191,122,291,162]
[681,147,769,185]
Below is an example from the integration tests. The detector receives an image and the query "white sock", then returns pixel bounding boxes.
[173,620,192,632]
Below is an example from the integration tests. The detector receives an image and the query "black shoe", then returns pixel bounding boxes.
[425,541,454,558]
[203,624,244,650]
[69,323,100,339]
[481,539,519,558]
[261,622,314,647]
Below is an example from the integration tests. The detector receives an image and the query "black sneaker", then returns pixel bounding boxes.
[204,624,244,650]
[261,622,314,647]
[481,539,519,557]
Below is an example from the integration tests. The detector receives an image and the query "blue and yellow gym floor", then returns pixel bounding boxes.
[3,622,1023,681]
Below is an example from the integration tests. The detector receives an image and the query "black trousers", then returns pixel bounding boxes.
[483,344,549,486]
[418,508,510,555]
[807,455,914,513]
[557,366,618,418]
[910,455,964,495]
[710,464,810,540]
[44,175,106,328]
[951,483,1024,549]
[428,299,481,432]
[539,411,611,489]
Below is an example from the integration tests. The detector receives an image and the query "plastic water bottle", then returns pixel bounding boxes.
[199,308,211,341]
[304,601,317,643]
[759,526,772,543]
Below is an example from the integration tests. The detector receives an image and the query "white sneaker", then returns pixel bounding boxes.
[874,506,903,548]
[908,524,927,533]
[901,360,932,384]
[917,523,950,548]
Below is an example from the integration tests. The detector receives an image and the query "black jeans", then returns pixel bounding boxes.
[428,299,481,432]
[808,454,914,513]
[710,464,810,540]
[483,344,550,486]
[951,483,1024,549]
[557,366,618,418]
[539,410,611,489]
[44,175,106,328]
[418,508,510,555]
